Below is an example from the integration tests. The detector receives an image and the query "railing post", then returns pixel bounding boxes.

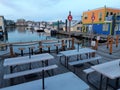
[62,40,65,51]
[116,35,119,47]
[95,40,98,50]
[39,41,42,53]
[107,35,110,48]
[109,37,113,54]
[72,37,75,49]
[9,44,14,57]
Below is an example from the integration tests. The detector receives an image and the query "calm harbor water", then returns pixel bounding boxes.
[2,27,63,43]
[0,27,73,53]
[0,27,90,54]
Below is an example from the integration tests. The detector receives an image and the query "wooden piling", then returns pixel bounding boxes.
[62,40,65,51]
[95,40,98,50]
[109,37,113,54]
[9,44,14,57]
[107,35,110,48]
[72,37,75,49]
[116,35,119,47]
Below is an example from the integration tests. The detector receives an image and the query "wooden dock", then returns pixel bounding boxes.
[1,42,120,90]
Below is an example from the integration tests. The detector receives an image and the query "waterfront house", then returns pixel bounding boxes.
[82,6,120,35]
[63,20,82,32]
[16,19,27,26]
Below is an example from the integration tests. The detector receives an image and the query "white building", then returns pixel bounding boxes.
[0,16,5,33]
[63,20,82,32]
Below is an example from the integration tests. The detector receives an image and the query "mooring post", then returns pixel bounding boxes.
[9,44,14,57]
[116,35,119,47]
[95,40,98,50]
[72,37,75,49]
[109,37,113,54]
[62,40,64,51]
[39,41,43,53]
[107,35,110,48]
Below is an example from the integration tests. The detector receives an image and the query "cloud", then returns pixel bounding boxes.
[0,0,20,10]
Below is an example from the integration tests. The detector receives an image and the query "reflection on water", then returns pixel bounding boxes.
[16,27,26,33]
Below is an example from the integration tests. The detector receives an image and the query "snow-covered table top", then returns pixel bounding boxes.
[92,59,120,79]
[4,53,54,66]
[60,48,96,57]
[0,72,89,90]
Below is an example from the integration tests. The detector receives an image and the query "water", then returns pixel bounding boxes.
[0,27,69,53]
[0,27,90,54]
[2,27,59,43]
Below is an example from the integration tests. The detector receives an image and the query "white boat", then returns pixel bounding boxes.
[44,28,57,35]
[26,26,33,30]
[34,26,44,32]
[44,28,51,33]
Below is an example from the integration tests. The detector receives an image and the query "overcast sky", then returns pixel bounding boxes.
[0,0,120,21]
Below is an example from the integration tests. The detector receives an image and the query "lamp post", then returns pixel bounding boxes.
[67,11,72,48]
[91,12,95,45]
[68,11,72,37]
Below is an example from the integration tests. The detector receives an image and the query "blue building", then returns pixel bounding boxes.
[82,7,120,35]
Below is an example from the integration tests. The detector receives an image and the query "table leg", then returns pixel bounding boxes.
[66,57,69,68]
[10,66,14,85]
[42,70,45,90]
[105,77,109,90]
[21,50,23,56]
[77,55,79,60]
[115,78,119,90]
[99,74,103,90]
[65,56,67,67]
[56,46,58,54]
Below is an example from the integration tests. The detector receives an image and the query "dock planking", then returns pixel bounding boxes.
[1,43,120,90]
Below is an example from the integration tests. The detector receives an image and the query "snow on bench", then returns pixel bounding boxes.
[69,56,102,66]
[4,65,58,79]
[83,68,95,74]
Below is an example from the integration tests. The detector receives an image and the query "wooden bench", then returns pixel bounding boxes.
[69,56,102,66]
[4,65,58,79]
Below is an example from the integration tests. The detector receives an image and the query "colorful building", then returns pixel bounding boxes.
[82,6,120,35]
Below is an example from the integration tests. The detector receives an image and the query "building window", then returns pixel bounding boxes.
[77,27,81,30]
[119,24,120,31]
[98,12,102,21]
[106,12,109,17]
[103,24,109,31]
[110,12,113,15]
[84,14,88,19]
[115,24,119,31]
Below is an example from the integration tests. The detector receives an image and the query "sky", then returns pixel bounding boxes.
[0,0,120,22]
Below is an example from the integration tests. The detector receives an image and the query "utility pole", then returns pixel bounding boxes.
[67,11,72,48]
[91,12,95,44]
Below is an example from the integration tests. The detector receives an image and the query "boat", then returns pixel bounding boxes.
[98,39,107,43]
[34,26,44,32]
[44,28,57,35]
[44,28,51,33]
[26,26,34,30]
[93,36,107,43]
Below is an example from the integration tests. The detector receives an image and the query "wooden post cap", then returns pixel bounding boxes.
[18,48,25,50]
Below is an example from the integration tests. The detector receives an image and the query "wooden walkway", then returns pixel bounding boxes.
[1,43,120,90]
